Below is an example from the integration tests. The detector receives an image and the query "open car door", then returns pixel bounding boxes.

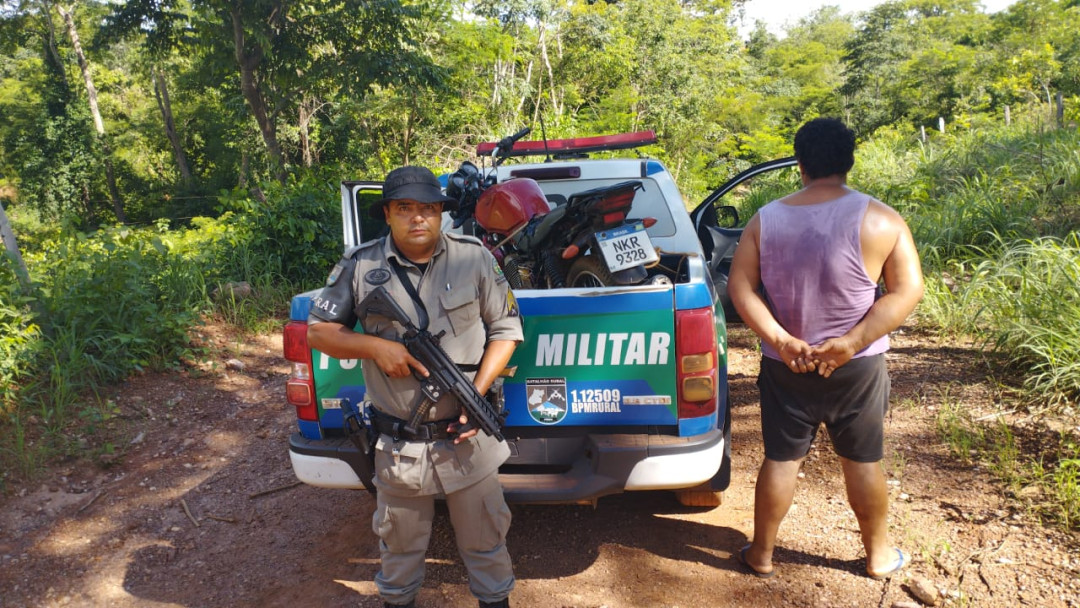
[689,157,798,322]
[341,181,386,249]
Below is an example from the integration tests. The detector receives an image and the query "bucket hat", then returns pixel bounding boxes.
[369,166,457,219]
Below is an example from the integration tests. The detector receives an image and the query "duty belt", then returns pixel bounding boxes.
[370,409,457,441]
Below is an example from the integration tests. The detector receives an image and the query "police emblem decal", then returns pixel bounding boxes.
[326,264,344,286]
[526,378,568,425]
[365,268,392,285]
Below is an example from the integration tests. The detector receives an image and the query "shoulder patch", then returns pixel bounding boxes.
[364,267,392,285]
[506,290,520,317]
[492,256,507,284]
[326,263,346,286]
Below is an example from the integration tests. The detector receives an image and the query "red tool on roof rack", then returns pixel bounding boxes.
[476,130,658,158]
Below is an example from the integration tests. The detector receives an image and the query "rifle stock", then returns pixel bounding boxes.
[358,286,507,441]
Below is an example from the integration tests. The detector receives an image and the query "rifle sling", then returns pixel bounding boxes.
[388,258,429,330]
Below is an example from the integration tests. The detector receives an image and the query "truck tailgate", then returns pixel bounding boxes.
[504,284,678,429]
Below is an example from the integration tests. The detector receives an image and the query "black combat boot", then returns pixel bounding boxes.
[384,602,415,608]
[479,599,509,608]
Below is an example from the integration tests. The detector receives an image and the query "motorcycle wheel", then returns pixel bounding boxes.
[566,255,616,287]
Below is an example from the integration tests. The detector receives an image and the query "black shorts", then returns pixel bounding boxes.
[757,354,890,463]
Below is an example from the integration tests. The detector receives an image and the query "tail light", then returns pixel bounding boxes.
[283,321,318,421]
[593,189,636,213]
[675,307,718,420]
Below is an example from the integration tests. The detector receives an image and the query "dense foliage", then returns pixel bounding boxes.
[4,0,1078,225]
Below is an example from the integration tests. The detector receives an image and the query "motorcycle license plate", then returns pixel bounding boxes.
[595,222,659,273]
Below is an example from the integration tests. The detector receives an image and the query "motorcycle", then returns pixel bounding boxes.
[447,128,665,289]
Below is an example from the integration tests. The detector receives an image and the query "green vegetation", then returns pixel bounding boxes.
[0,0,1077,528]
[936,392,1080,531]
[0,182,338,487]
[899,117,1080,532]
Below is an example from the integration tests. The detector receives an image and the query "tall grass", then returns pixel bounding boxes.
[725,167,801,221]
[1053,447,1080,529]
[0,256,40,415]
[919,235,1080,407]
[870,116,1080,410]
[914,120,1080,529]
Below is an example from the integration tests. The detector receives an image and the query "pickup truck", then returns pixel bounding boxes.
[282,131,797,505]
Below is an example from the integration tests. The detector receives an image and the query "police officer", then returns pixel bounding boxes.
[307,166,523,608]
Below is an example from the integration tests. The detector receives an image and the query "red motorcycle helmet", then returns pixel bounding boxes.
[474,178,551,234]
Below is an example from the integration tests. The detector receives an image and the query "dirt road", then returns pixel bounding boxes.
[1,325,1078,607]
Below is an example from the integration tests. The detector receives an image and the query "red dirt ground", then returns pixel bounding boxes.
[1,323,1078,607]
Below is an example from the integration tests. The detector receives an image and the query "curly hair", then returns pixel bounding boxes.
[793,118,856,180]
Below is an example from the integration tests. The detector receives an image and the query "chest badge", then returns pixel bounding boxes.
[365,268,392,285]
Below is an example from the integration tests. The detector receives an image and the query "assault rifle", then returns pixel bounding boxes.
[357,286,508,441]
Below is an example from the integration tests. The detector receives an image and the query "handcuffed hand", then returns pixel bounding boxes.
[809,337,856,378]
[777,337,816,374]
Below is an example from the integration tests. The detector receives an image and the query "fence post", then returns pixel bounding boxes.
[1057,92,1064,127]
[1005,105,1011,126]
[920,125,927,142]
[938,117,945,134]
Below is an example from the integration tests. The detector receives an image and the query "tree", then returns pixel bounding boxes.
[841,0,990,134]
[750,7,854,133]
[97,0,195,187]
[1,1,110,225]
[56,2,126,222]
[188,0,447,185]
[986,0,1080,109]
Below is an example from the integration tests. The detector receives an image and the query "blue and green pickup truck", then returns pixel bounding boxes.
[282,131,796,505]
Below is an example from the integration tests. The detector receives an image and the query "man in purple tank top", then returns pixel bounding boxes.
[729,118,924,580]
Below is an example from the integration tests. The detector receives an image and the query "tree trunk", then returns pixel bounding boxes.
[238,150,249,189]
[517,60,534,117]
[153,68,193,186]
[0,202,32,291]
[538,21,561,117]
[231,6,287,185]
[298,97,326,168]
[360,117,386,175]
[532,61,543,126]
[58,4,126,223]
[299,101,312,168]
[402,108,414,166]
[40,0,69,91]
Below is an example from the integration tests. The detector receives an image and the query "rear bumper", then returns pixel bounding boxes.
[289,428,728,503]
[289,435,370,489]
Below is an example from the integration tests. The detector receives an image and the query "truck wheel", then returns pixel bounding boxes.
[674,483,723,508]
[566,255,616,287]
